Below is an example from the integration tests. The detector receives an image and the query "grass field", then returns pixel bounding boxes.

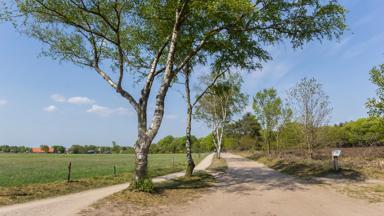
[0,153,207,187]
[0,153,208,205]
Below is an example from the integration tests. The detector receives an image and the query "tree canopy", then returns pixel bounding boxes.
[2,0,347,185]
[253,88,282,154]
[366,64,384,117]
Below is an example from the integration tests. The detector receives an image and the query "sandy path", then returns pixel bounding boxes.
[0,153,214,216]
[167,153,384,216]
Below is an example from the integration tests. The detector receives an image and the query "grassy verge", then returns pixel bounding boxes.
[338,184,384,203]
[239,151,384,203]
[82,171,216,216]
[208,155,228,172]
[240,151,365,181]
[0,153,207,206]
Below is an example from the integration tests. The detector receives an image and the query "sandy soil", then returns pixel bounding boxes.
[0,153,214,216]
[165,153,384,216]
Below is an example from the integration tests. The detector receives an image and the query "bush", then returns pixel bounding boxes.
[131,177,154,193]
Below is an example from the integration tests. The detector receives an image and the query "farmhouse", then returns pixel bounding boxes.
[31,147,54,153]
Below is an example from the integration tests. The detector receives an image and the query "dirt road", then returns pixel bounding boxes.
[167,153,384,216]
[0,153,214,216]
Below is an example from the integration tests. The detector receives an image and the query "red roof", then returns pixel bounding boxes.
[31,147,54,153]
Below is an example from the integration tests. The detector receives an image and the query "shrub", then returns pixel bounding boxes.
[131,177,154,193]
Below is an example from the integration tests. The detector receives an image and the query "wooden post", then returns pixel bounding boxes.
[172,156,175,167]
[67,161,72,182]
[333,156,339,171]
[113,165,117,177]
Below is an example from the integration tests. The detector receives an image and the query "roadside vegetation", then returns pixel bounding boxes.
[208,155,229,173]
[82,171,216,216]
[240,148,384,181]
[0,153,206,206]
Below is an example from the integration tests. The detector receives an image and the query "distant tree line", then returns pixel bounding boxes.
[0,145,31,153]
[150,135,214,154]
[68,142,135,154]
[3,115,384,155]
[0,142,135,154]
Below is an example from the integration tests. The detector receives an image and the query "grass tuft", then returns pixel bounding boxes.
[208,155,228,172]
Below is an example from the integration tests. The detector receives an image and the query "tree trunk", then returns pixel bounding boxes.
[306,128,312,159]
[184,71,195,177]
[265,130,271,156]
[130,106,153,187]
[132,108,152,185]
[185,133,195,176]
[130,6,184,187]
[133,143,149,182]
[216,126,223,159]
[217,145,221,159]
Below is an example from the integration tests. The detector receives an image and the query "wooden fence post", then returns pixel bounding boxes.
[67,161,72,182]
[114,165,117,177]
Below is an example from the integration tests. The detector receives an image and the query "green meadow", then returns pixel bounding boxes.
[0,153,206,187]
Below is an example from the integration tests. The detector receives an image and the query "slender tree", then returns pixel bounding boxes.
[275,104,293,153]
[195,73,247,158]
[366,64,384,117]
[288,77,332,158]
[183,65,195,176]
[183,65,225,176]
[253,88,282,155]
[4,0,346,188]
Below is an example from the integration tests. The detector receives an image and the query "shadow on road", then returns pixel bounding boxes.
[212,154,322,195]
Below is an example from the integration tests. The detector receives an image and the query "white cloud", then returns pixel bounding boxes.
[51,94,95,105]
[0,100,8,108]
[44,105,58,112]
[86,105,130,117]
[67,96,95,105]
[114,107,131,115]
[0,100,8,107]
[51,94,66,103]
[251,62,292,82]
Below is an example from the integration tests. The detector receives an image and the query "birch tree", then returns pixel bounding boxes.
[183,65,225,176]
[288,77,332,158]
[3,0,346,189]
[195,73,247,159]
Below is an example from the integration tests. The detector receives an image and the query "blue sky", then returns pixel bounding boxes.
[0,0,384,147]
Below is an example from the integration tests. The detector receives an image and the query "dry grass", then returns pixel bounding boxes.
[337,184,384,203]
[82,171,216,216]
[240,150,379,181]
[208,155,228,172]
[239,150,384,203]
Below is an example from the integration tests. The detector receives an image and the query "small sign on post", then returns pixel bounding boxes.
[332,150,341,171]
